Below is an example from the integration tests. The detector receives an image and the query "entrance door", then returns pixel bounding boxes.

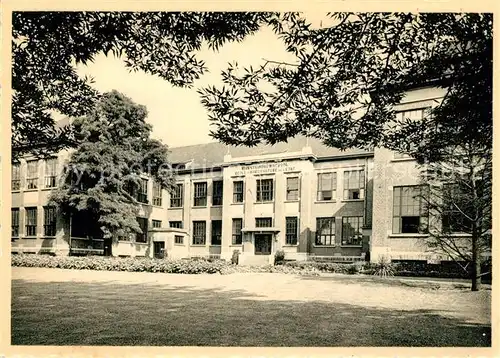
[255,234,272,255]
[153,242,165,259]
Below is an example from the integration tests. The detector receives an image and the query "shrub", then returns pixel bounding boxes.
[231,250,240,265]
[274,250,285,265]
[372,257,396,278]
[347,263,360,275]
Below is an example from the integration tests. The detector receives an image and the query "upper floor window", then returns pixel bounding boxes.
[211,220,222,245]
[192,221,206,245]
[136,217,148,243]
[316,217,335,246]
[152,219,162,228]
[11,208,20,239]
[233,181,244,203]
[255,217,273,228]
[152,181,162,206]
[169,221,183,229]
[341,217,363,246]
[193,182,208,207]
[343,170,365,200]
[44,158,58,188]
[393,109,429,159]
[286,177,299,201]
[393,185,428,234]
[212,181,223,206]
[26,160,38,190]
[170,183,183,208]
[137,178,148,204]
[12,163,21,191]
[44,206,57,237]
[285,216,298,245]
[317,172,336,201]
[256,178,273,202]
[232,218,243,245]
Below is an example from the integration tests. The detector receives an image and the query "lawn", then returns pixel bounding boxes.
[11,267,491,346]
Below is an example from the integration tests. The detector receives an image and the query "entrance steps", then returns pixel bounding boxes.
[239,254,272,266]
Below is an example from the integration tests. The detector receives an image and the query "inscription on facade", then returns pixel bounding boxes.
[234,162,295,176]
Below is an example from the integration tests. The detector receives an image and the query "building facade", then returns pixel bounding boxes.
[11,86,459,264]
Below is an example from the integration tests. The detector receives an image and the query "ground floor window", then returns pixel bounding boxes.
[136,217,148,243]
[12,208,20,238]
[285,217,298,245]
[232,218,243,245]
[316,217,335,245]
[341,217,363,246]
[393,185,428,234]
[25,207,37,237]
[211,220,222,245]
[192,221,206,245]
[43,206,57,237]
[175,235,184,244]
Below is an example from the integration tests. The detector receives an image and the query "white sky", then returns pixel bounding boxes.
[75,25,298,148]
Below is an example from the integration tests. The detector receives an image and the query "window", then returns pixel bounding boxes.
[192,221,206,245]
[394,109,429,159]
[136,217,148,243]
[44,158,58,188]
[169,221,183,229]
[152,181,162,206]
[442,183,472,233]
[343,170,365,200]
[255,217,272,228]
[26,160,38,190]
[43,207,57,236]
[211,220,222,245]
[137,178,148,203]
[194,182,207,207]
[174,235,184,244]
[286,217,298,245]
[12,208,20,238]
[317,173,336,201]
[232,218,243,245]
[233,181,244,203]
[286,177,299,201]
[12,163,21,191]
[212,181,223,206]
[152,220,162,228]
[393,186,428,234]
[316,217,335,245]
[170,183,183,208]
[25,207,38,237]
[256,178,274,202]
[342,217,363,246]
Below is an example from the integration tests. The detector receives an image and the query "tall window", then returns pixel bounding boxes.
[12,163,21,191]
[317,173,336,201]
[11,208,20,238]
[211,220,222,245]
[26,160,38,190]
[212,181,223,206]
[343,170,365,200]
[285,217,298,245]
[256,178,274,202]
[137,178,148,203]
[394,109,428,159]
[286,177,299,201]
[316,217,335,245]
[43,207,57,237]
[25,207,38,237]
[170,183,183,208]
[194,182,208,206]
[152,220,162,228]
[44,158,58,188]
[255,217,272,228]
[152,181,162,206]
[233,181,244,203]
[232,218,243,245]
[136,217,148,243]
[393,186,428,234]
[442,183,471,233]
[169,221,183,229]
[341,217,363,246]
[192,221,206,245]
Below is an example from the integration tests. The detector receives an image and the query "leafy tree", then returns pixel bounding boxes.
[49,90,174,255]
[12,11,271,160]
[418,144,491,291]
[199,12,492,164]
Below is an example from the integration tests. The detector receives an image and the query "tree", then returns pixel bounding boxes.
[198,12,492,164]
[418,144,492,291]
[49,90,175,255]
[12,11,271,160]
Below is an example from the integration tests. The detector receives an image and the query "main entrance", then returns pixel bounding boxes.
[254,234,272,255]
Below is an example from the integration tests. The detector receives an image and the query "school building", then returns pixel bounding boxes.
[11,86,456,264]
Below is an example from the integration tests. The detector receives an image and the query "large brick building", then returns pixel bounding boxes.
[11,86,459,264]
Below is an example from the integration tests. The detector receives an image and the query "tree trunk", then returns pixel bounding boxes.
[471,234,481,291]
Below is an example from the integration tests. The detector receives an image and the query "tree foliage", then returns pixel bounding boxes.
[12,11,271,159]
[199,13,493,163]
[49,90,175,242]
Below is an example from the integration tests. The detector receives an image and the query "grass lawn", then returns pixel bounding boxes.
[11,267,491,347]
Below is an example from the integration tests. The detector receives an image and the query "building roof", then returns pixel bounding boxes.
[168,136,372,169]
